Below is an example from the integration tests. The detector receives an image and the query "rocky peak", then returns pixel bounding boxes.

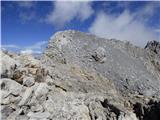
[1,30,160,120]
[145,40,160,56]
[44,30,160,97]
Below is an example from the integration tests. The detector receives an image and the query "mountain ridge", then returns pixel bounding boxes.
[1,30,160,120]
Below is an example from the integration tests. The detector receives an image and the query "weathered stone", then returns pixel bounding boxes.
[1,94,21,105]
[18,54,41,68]
[0,51,19,78]
[118,112,138,120]
[18,105,30,115]
[6,110,19,120]
[23,77,35,87]
[45,30,160,97]
[145,40,160,56]
[0,78,22,96]
[18,87,33,106]
[27,112,51,119]
[92,47,106,63]
[34,83,49,98]
[1,30,160,120]
[15,115,29,120]
[1,106,15,120]
[31,104,43,112]
[34,68,49,83]
[28,68,38,75]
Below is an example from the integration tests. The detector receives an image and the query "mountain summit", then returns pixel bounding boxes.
[1,30,160,120]
[44,30,160,96]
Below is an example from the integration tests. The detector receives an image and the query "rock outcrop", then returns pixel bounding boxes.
[145,40,160,56]
[1,30,160,120]
[44,30,160,97]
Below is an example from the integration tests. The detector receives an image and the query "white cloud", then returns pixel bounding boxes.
[20,49,42,55]
[25,41,47,50]
[89,10,158,47]
[1,41,47,54]
[155,29,160,39]
[22,41,47,54]
[154,29,160,33]
[17,1,34,8]
[20,49,33,54]
[1,45,20,49]
[16,1,36,23]
[138,2,160,17]
[46,1,94,27]
[19,12,35,23]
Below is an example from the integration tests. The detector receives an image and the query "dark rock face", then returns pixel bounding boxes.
[144,40,160,74]
[145,40,160,56]
[133,100,160,120]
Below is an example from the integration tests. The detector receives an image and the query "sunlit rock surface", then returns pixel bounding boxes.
[1,30,160,120]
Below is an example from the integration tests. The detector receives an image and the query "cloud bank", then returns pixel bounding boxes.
[89,10,158,47]
[46,1,94,27]
[1,41,47,55]
[0,45,20,49]
[21,41,47,54]
[89,2,160,47]
[17,1,34,8]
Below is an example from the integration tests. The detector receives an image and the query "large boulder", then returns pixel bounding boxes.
[23,77,35,87]
[0,51,19,78]
[0,78,23,97]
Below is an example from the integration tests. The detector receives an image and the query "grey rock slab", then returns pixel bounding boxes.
[15,115,29,120]
[145,40,160,56]
[34,83,49,98]
[1,30,160,120]
[1,106,15,120]
[5,109,19,120]
[92,47,106,63]
[118,112,138,120]
[1,78,23,96]
[0,51,20,78]
[23,77,35,87]
[18,87,33,106]
[31,103,44,112]
[27,112,51,119]
[43,92,91,120]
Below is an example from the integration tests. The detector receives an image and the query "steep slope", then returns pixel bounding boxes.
[1,30,160,120]
[44,30,160,97]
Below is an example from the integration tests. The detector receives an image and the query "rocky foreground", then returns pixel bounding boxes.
[1,30,160,120]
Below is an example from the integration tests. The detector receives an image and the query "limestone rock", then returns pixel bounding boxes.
[0,51,19,78]
[1,30,160,120]
[18,54,41,67]
[31,103,43,112]
[43,92,91,120]
[145,40,160,56]
[18,87,33,106]
[27,111,51,119]
[92,47,106,63]
[34,67,49,82]
[0,78,22,96]
[45,30,160,97]
[34,83,49,102]
[118,112,138,120]
[23,77,35,87]
[1,106,16,120]
[12,69,24,84]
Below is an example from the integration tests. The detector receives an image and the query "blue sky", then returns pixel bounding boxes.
[1,1,160,54]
